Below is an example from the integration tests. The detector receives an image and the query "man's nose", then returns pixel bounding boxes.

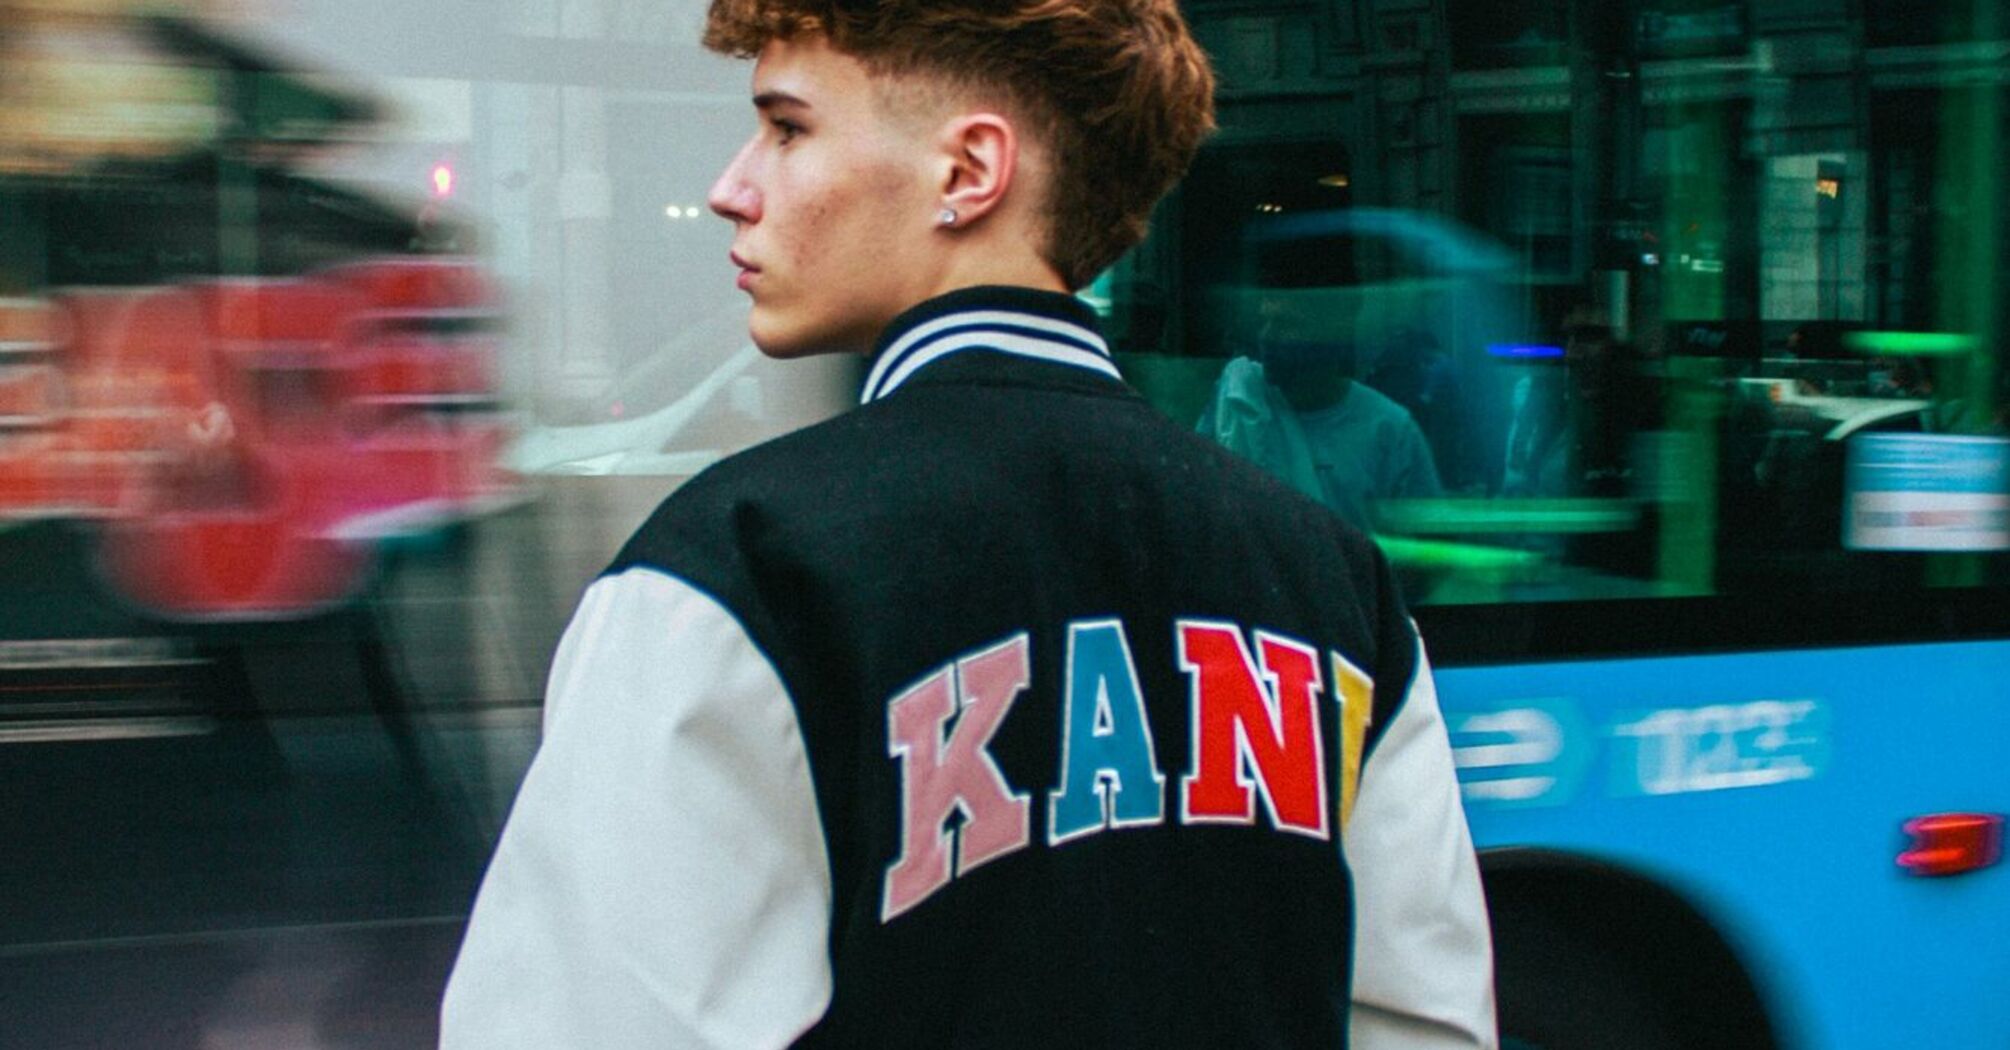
[709,142,760,223]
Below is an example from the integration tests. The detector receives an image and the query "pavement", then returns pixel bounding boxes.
[0,641,543,1050]
[0,498,628,1049]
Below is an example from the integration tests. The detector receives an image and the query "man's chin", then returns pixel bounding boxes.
[750,333,828,360]
[749,317,867,359]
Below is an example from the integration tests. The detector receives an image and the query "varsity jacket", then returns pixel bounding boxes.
[441,286,1495,1049]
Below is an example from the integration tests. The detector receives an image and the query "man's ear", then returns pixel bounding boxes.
[936,112,1017,224]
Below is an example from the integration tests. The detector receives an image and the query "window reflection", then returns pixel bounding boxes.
[1132,0,2010,605]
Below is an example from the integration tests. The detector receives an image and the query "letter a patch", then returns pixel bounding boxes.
[1048,619,1166,844]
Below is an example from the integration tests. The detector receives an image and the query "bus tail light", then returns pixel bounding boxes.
[1897,813,2004,877]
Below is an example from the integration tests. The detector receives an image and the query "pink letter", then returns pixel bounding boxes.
[882,634,1033,920]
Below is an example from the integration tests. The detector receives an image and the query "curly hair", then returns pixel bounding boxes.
[704,0,1216,290]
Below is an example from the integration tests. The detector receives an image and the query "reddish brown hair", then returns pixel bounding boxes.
[704,0,1216,290]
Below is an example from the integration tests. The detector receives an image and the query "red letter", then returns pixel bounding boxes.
[1178,622,1329,839]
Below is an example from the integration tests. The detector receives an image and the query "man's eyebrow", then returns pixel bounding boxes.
[753,90,809,111]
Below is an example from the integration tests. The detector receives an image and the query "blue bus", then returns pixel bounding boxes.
[1154,190,2010,1044]
[1148,11,2010,1036]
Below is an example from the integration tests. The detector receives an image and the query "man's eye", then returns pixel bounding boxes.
[772,120,803,144]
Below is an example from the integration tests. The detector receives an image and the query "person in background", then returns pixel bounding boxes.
[1200,297,1443,531]
[1369,326,1472,491]
[1502,305,1655,499]
[441,1,1494,1047]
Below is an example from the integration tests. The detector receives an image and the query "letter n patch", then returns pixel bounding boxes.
[1177,621,1330,839]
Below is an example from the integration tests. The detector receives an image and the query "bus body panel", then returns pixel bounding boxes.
[1442,639,2010,1049]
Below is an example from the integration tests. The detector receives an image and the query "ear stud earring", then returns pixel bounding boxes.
[938,207,958,226]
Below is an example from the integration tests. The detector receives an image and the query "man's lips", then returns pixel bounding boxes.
[731,251,759,290]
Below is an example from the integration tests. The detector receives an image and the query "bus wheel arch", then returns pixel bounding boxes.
[1479,847,1782,1050]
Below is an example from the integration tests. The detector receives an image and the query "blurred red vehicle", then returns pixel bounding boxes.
[0,258,516,618]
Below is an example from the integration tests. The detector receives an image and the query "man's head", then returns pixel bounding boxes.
[704,0,1215,357]
[1252,294,1356,412]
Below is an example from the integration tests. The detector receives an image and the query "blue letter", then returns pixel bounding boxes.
[1048,619,1166,844]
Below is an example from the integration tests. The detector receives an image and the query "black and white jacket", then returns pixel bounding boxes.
[442,286,1495,1049]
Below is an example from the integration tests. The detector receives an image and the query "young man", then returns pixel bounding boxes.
[441,1,1495,1046]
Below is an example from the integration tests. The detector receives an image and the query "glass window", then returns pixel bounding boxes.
[1119,0,2010,612]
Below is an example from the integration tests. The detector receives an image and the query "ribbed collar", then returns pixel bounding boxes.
[860,285,1118,405]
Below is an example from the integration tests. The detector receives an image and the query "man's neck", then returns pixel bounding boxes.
[925,250,1068,299]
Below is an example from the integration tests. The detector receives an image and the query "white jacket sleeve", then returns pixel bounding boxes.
[440,568,833,1049]
[1346,635,1498,1049]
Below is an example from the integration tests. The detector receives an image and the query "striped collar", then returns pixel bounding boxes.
[860,285,1119,405]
